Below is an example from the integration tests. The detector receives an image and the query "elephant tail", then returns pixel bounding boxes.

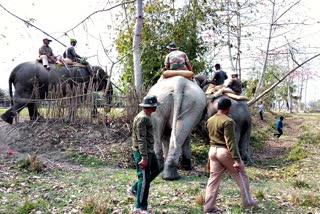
[8,71,14,106]
[171,77,186,146]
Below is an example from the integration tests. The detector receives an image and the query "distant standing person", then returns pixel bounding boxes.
[164,42,192,71]
[258,102,264,120]
[128,95,161,214]
[274,116,284,138]
[204,98,258,213]
[212,63,228,85]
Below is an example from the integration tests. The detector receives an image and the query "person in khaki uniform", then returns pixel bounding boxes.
[204,98,258,213]
[128,95,161,214]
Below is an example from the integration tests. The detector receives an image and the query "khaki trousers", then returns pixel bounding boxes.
[204,146,253,212]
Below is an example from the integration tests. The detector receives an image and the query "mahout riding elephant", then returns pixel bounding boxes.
[194,74,253,164]
[1,61,112,124]
[147,76,206,180]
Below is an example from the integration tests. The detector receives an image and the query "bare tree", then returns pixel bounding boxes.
[133,0,143,96]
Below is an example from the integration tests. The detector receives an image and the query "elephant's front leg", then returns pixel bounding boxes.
[180,137,193,171]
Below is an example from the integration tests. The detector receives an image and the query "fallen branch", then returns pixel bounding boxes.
[0,4,66,47]
[248,53,320,106]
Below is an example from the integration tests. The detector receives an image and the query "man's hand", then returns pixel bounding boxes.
[233,161,243,172]
[138,159,148,170]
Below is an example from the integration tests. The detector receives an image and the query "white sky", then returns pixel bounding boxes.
[0,0,319,103]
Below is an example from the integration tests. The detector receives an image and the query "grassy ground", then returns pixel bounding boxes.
[0,112,319,213]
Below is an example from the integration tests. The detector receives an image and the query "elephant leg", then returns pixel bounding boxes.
[180,136,193,171]
[27,103,39,121]
[1,102,27,124]
[153,117,166,171]
[162,116,195,180]
[239,128,253,165]
[1,108,16,124]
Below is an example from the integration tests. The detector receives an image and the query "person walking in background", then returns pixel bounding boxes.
[274,116,284,138]
[164,42,192,71]
[258,101,264,120]
[127,95,161,214]
[204,98,258,213]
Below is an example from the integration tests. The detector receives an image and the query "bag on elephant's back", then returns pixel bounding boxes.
[162,70,194,80]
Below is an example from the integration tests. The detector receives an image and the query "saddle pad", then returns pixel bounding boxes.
[162,70,194,80]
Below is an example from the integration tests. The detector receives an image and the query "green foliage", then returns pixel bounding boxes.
[115,0,208,90]
[16,201,36,214]
[298,132,320,145]
[191,143,209,164]
[66,152,105,168]
[286,144,308,161]
[292,179,310,189]
[17,155,44,173]
[256,190,265,199]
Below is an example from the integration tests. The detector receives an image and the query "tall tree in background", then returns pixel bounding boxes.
[133,0,143,96]
[115,0,208,91]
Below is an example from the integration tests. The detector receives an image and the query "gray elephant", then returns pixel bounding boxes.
[147,76,206,180]
[194,74,253,164]
[1,61,112,124]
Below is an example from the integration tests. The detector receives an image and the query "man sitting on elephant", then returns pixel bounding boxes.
[63,38,86,64]
[164,42,192,71]
[39,38,61,70]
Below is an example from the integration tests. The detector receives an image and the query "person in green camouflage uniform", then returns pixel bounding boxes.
[128,95,161,214]
[164,42,192,71]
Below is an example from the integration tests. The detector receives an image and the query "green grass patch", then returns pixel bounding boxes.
[66,152,105,167]
[191,143,209,164]
[286,144,308,161]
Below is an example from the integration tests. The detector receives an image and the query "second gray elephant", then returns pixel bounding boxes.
[147,76,206,180]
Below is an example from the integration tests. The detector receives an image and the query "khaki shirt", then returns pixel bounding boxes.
[132,111,154,160]
[39,45,53,57]
[207,113,240,161]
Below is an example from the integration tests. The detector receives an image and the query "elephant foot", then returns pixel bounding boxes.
[1,113,14,125]
[179,157,193,171]
[161,170,180,181]
[242,155,254,166]
[161,161,180,180]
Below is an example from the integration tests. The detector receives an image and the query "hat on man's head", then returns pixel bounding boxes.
[43,38,52,42]
[166,42,178,50]
[139,95,161,108]
[70,38,77,43]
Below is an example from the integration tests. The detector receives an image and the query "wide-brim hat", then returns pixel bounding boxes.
[139,95,161,108]
[166,42,178,50]
[43,38,52,42]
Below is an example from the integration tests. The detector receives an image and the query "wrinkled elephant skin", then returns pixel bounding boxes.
[1,61,112,124]
[147,76,206,180]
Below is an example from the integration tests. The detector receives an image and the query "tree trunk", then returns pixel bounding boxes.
[133,0,143,96]
[254,0,275,97]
